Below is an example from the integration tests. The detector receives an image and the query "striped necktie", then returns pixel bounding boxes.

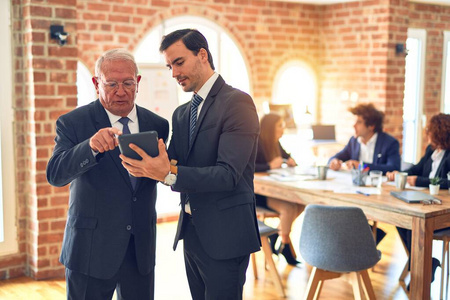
[189,94,204,145]
[118,117,137,190]
[185,94,203,214]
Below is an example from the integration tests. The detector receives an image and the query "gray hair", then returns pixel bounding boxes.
[94,48,138,77]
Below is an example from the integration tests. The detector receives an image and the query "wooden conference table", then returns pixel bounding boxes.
[254,168,450,300]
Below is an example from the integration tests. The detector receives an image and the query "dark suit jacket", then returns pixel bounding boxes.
[406,145,450,189]
[168,75,261,260]
[46,100,169,279]
[329,131,401,174]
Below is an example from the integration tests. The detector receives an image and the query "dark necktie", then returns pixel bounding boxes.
[189,94,204,145]
[118,117,137,190]
[185,94,204,213]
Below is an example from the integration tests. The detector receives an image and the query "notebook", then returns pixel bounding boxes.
[390,190,436,204]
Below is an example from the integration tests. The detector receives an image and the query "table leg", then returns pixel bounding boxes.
[410,217,433,300]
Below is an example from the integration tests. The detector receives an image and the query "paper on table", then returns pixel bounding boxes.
[333,186,382,195]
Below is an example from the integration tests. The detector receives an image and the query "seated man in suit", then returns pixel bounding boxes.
[329,103,401,174]
[328,102,401,245]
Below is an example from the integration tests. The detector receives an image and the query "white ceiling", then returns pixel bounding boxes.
[269,0,450,6]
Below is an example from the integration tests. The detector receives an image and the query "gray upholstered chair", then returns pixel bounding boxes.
[299,204,381,300]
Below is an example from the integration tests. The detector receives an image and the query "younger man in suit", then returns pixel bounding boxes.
[329,103,401,174]
[120,29,261,300]
[47,49,169,300]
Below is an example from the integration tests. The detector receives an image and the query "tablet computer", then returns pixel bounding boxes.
[118,131,159,160]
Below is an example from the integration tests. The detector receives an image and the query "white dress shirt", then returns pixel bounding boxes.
[358,132,378,164]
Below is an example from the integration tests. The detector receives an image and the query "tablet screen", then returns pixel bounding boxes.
[118,131,159,160]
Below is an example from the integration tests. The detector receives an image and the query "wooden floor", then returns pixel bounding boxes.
[0,217,448,300]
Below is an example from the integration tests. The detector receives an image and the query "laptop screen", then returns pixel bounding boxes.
[311,125,336,140]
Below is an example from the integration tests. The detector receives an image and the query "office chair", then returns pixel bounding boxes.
[299,204,381,299]
[251,220,286,298]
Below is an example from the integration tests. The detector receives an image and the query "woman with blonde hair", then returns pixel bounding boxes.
[255,113,303,266]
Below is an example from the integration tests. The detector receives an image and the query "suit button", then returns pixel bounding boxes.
[133,197,137,202]
[126,225,132,231]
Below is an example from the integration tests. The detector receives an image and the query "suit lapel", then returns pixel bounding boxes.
[372,132,383,163]
[92,100,134,191]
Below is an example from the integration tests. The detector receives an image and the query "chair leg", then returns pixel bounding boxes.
[251,252,258,280]
[399,233,410,282]
[261,237,285,298]
[360,269,377,300]
[348,272,364,300]
[440,240,446,300]
[303,268,341,300]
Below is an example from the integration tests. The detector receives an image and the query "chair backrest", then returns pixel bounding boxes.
[299,204,381,273]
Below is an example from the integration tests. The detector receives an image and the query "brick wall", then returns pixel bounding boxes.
[2,0,449,280]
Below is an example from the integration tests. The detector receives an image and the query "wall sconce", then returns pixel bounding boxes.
[395,43,407,56]
[50,25,69,46]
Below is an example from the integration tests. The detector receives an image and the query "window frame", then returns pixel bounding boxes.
[0,0,18,256]
[441,31,450,113]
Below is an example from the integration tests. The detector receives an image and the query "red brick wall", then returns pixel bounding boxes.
[2,0,449,280]
[319,0,409,143]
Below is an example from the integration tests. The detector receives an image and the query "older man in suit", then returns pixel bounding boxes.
[121,29,261,300]
[47,49,169,300]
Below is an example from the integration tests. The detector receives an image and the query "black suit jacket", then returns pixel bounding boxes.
[406,145,450,189]
[168,75,261,260]
[46,100,169,279]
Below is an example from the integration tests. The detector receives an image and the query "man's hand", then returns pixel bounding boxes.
[89,127,121,153]
[345,160,359,170]
[329,158,342,171]
[386,171,398,181]
[120,139,170,182]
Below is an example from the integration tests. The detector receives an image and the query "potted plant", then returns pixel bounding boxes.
[429,177,441,195]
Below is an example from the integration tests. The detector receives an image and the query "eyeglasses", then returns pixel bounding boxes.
[422,198,442,205]
[97,78,137,92]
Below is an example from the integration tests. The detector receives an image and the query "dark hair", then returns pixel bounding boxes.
[349,103,384,133]
[428,113,450,150]
[159,29,215,70]
[259,113,282,161]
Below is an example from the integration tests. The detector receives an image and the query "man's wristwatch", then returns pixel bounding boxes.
[163,160,178,186]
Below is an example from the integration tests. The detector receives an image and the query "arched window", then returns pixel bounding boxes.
[134,16,250,107]
[77,62,97,107]
[134,16,251,217]
[271,61,317,129]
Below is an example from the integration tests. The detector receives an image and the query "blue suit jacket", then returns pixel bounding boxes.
[329,131,401,174]
[168,75,261,260]
[46,100,169,279]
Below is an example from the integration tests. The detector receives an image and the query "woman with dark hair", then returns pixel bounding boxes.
[387,113,450,289]
[255,113,303,266]
[386,113,450,188]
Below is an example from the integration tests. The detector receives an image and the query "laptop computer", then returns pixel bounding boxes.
[390,190,436,204]
[311,125,336,140]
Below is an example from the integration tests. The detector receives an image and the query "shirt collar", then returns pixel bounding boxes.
[357,132,378,146]
[431,148,445,161]
[105,104,137,125]
[195,72,219,100]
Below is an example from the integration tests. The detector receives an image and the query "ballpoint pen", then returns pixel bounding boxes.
[356,191,370,196]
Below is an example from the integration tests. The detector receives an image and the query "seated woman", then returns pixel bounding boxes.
[386,113,450,287]
[255,113,304,266]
